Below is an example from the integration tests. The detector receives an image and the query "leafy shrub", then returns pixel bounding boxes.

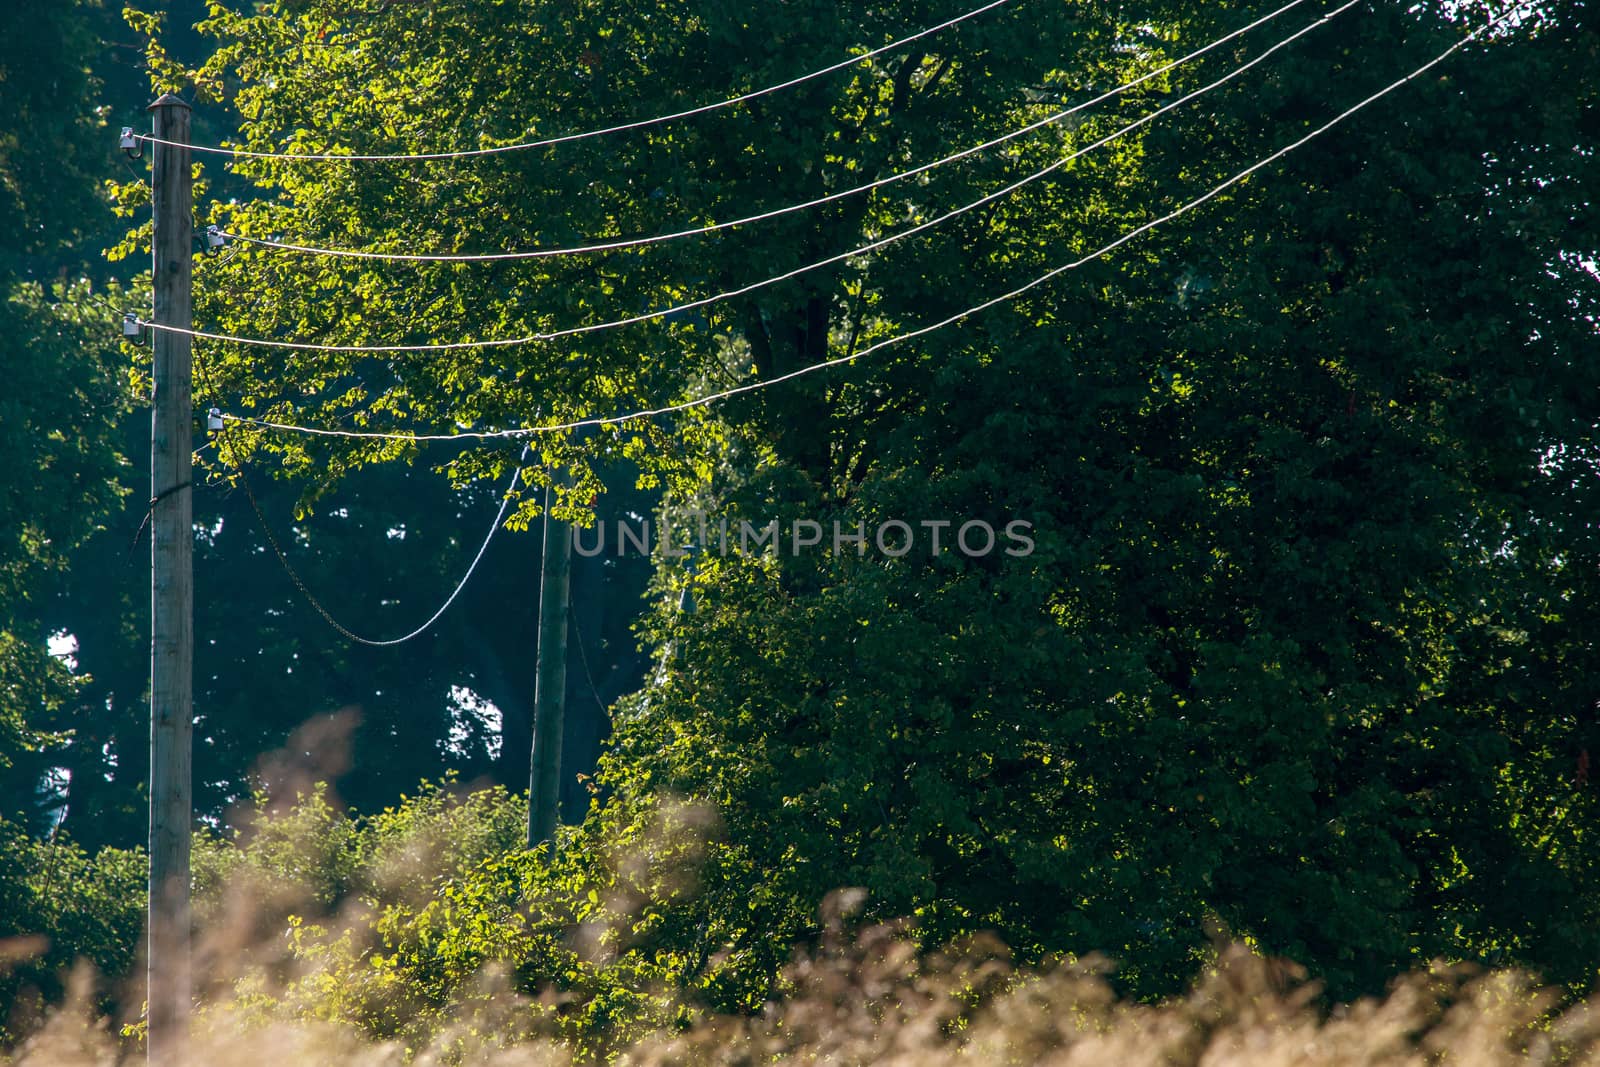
[0,818,144,1045]
[10,782,1600,1066]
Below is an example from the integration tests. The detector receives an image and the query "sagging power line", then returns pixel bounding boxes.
[214,0,1313,264]
[141,0,1343,356]
[135,0,1019,163]
[233,438,530,647]
[192,342,532,647]
[217,3,1525,445]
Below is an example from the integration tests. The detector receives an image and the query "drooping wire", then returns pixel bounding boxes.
[220,2,1529,445]
[196,343,533,646]
[136,0,1017,163]
[215,0,1313,263]
[236,438,530,647]
[145,0,1344,356]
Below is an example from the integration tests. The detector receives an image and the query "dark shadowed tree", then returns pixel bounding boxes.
[134,0,1600,1000]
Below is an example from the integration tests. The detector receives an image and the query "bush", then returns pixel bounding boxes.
[0,818,144,1045]
[10,783,1600,1065]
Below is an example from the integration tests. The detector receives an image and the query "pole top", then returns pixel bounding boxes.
[147,93,191,112]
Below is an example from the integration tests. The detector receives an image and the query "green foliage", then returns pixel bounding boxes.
[0,0,155,834]
[119,0,1600,1007]
[9,0,1594,1051]
[0,0,112,268]
[589,0,1600,1004]
[0,818,146,1045]
[0,229,130,825]
[193,777,527,910]
[0,6,147,1043]
[186,783,687,1057]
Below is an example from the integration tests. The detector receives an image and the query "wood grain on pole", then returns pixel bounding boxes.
[147,92,193,1066]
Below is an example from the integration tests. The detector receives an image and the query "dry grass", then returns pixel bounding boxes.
[10,912,1600,1066]
[7,783,1596,1065]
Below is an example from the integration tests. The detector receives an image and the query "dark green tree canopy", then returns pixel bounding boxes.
[82,0,1600,1002]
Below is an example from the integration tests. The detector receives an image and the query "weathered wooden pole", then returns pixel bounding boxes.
[528,480,571,850]
[147,92,193,1065]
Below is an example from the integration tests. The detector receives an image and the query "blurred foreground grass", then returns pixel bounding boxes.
[6,781,1599,1065]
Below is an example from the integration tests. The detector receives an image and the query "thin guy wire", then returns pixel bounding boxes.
[215,0,1310,262]
[145,0,1328,357]
[221,4,1526,445]
[569,602,610,716]
[136,0,1015,163]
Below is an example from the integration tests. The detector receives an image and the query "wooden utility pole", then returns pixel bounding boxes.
[147,92,193,1065]
[528,481,572,850]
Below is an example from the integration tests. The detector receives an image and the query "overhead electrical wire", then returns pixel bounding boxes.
[204,338,531,647]
[461,0,1355,346]
[144,0,1338,356]
[136,0,1016,163]
[197,333,531,648]
[220,1,1525,447]
[234,442,530,646]
[215,0,1313,263]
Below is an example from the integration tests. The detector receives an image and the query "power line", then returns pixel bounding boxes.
[136,0,1016,164]
[197,341,531,647]
[219,3,1526,446]
[524,0,1351,344]
[233,432,531,647]
[215,0,1312,263]
[144,0,1341,356]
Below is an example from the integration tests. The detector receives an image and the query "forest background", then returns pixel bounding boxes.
[0,0,1597,1057]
